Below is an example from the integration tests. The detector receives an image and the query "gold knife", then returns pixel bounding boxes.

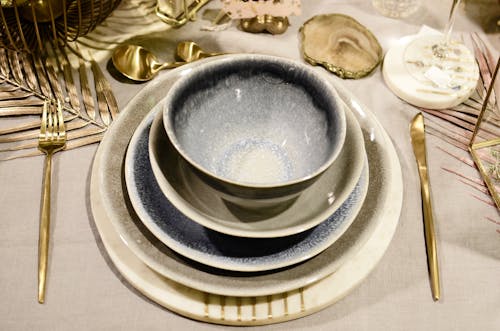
[410,112,440,301]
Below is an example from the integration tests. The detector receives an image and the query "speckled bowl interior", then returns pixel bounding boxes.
[163,55,345,187]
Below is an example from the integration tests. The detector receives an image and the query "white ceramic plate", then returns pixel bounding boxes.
[149,95,366,238]
[92,56,402,297]
[90,57,403,325]
[124,108,368,272]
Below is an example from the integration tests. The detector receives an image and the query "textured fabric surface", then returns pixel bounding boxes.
[1,0,499,330]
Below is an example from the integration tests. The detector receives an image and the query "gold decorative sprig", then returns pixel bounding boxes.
[0,42,118,161]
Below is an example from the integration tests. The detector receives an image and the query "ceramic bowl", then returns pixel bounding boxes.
[162,54,346,209]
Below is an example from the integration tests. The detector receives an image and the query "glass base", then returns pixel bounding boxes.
[372,0,421,18]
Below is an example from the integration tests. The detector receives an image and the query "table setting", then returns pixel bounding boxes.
[0,0,499,330]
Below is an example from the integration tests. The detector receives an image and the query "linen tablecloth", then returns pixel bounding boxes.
[1,0,499,330]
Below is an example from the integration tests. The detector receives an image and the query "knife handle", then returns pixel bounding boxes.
[418,168,440,301]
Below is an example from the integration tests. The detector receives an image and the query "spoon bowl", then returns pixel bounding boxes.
[175,41,224,63]
[112,44,184,82]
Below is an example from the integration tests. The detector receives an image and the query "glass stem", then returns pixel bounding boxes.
[443,0,461,45]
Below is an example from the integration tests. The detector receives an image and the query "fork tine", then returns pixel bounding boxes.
[53,101,59,140]
[48,101,55,139]
[40,100,48,137]
[56,100,66,139]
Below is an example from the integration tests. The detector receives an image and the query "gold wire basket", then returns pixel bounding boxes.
[0,0,121,53]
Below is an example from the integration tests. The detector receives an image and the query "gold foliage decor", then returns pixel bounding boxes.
[0,44,119,161]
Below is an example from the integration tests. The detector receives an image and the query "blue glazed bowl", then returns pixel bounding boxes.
[163,55,346,209]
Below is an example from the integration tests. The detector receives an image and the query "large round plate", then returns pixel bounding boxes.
[92,56,402,297]
[90,58,403,325]
[149,90,366,238]
[124,108,368,272]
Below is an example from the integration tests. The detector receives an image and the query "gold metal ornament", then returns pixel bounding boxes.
[240,15,289,34]
[0,0,122,52]
[469,57,500,210]
[155,0,211,27]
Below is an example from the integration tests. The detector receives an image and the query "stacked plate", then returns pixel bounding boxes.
[90,55,403,325]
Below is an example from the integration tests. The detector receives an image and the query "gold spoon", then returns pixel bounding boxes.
[175,41,224,63]
[112,44,185,82]
[410,112,440,301]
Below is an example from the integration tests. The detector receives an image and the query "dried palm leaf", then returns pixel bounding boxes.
[458,178,490,194]
[486,216,500,226]
[436,146,476,167]
[472,194,496,207]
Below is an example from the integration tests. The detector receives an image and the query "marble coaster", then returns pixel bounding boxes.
[383,30,479,109]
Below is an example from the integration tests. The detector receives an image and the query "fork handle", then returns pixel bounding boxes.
[38,152,52,304]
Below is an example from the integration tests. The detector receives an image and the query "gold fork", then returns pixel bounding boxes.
[37,100,66,303]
